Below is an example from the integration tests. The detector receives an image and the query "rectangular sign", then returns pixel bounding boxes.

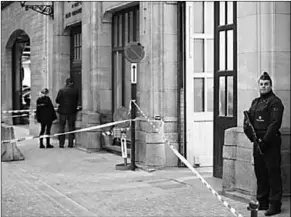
[131,63,137,84]
[64,1,82,28]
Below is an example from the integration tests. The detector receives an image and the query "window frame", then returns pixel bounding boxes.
[192,1,214,119]
[215,1,237,118]
[70,24,82,106]
[111,6,139,112]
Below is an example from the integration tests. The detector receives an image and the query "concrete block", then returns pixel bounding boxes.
[275,91,291,128]
[237,2,256,18]
[136,140,146,163]
[275,2,291,14]
[260,2,274,14]
[165,142,178,167]
[146,132,165,144]
[274,15,290,52]
[222,159,236,191]
[145,142,166,167]
[234,160,256,194]
[1,124,25,162]
[224,128,237,146]
[237,15,257,53]
[223,146,237,160]
[236,146,253,163]
[281,165,291,195]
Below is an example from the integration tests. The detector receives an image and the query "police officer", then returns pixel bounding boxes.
[244,72,284,216]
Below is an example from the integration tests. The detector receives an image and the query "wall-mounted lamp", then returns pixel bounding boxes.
[20,1,54,19]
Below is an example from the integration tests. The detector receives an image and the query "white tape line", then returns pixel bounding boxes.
[167,142,243,217]
[132,101,244,217]
[2,109,35,114]
[1,119,135,144]
[2,106,82,114]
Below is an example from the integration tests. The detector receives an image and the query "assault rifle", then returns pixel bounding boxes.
[243,111,263,155]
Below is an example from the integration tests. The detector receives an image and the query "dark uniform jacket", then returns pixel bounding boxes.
[36,96,57,123]
[56,85,79,115]
[244,90,284,145]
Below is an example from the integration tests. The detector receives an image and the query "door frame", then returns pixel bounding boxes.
[213,2,238,178]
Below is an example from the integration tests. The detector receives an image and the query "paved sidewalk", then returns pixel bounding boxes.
[2,125,290,217]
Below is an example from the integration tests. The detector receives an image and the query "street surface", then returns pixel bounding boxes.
[2,125,290,217]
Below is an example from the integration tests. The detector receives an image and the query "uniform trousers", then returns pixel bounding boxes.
[253,135,282,205]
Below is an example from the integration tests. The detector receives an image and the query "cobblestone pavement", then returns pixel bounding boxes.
[2,126,290,217]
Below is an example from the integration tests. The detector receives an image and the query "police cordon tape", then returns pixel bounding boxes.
[132,101,244,217]
[1,119,137,144]
[2,106,82,114]
[2,109,35,114]
[2,113,29,118]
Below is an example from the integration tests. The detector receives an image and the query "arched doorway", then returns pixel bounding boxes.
[6,30,31,125]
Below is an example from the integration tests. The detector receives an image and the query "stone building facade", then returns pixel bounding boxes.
[1,1,290,198]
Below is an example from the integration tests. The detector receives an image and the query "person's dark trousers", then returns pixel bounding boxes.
[58,113,76,147]
[39,121,53,148]
[253,135,282,212]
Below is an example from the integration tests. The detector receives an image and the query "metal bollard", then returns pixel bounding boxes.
[247,200,258,217]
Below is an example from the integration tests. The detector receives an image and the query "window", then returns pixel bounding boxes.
[70,25,82,106]
[112,6,139,110]
[216,1,236,117]
[192,2,214,113]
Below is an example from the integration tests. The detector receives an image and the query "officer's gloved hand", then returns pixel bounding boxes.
[258,138,267,153]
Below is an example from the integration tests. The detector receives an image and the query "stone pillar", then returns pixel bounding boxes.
[78,2,112,151]
[29,14,52,135]
[223,2,291,198]
[82,2,93,112]
[48,2,71,138]
[237,2,290,128]
[137,2,178,167]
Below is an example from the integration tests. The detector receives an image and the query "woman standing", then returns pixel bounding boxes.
[36,88,57,148]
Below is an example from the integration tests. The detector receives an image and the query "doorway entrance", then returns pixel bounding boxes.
[213,2,237,178]
[11,31,31,125]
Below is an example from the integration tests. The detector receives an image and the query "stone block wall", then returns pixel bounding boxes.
[1,2,51,127]
[223,127,291,198]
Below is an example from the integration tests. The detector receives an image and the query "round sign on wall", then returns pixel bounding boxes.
[124,42,145,63]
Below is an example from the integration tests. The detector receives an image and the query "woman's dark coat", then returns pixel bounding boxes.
[36,96,57,123]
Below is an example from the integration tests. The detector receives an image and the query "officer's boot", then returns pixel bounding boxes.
[46,137,54,148]
[39,138,45,149]
[265,202,281,216]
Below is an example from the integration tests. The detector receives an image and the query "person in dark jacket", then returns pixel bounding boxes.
[243,72,284,216]
[56,78,79,148]
[36,88,57,149]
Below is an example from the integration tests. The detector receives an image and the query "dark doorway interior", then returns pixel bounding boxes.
[12,32,30,125]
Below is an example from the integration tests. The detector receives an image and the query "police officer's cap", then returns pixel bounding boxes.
[259,71,272,85]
